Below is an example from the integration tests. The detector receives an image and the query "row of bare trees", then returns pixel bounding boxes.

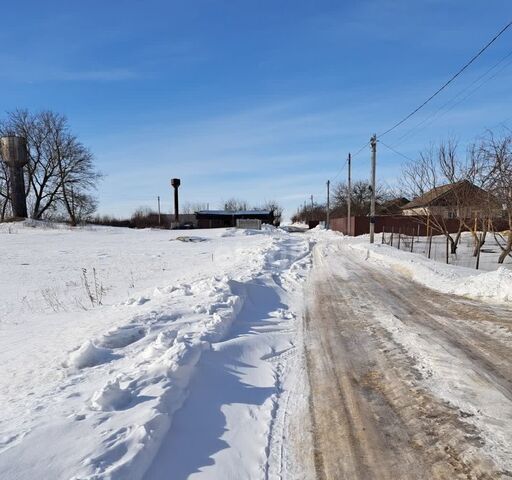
[0,110,101,225]
[222,198,283,225]
[292,180,394,223]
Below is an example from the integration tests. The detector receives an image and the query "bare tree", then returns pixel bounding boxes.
[292,203,326,224]
[402,144,439,199]
[181,201,209,214]
[260,200,283,225]
[479,131,512,263]
[0,160,10,220]
[332,180,390,217]
[223,198,248,211]
[401,138,488,254]
[0,110,100,224]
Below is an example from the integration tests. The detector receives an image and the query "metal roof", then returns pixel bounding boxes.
[195,210,272,216]
[401,180,486,209]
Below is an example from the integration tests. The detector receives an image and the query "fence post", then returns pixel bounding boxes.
[398,228,401,250]
[446,236,449,264]
[417,224,420,241]
[382,226,385,244]
[390,226,394,246]
[410,228,414,253]
[428,233,432,259]
[476,232,482,270]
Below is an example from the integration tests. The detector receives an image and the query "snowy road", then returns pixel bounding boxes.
[302,240,512,480]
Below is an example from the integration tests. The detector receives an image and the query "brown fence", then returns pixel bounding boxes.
[330,215,509,236]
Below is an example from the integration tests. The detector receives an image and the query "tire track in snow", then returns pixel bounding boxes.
[302,243,509,479]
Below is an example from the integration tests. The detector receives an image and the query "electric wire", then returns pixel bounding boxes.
[330,157,348,182]
[392,48,512,147]
[379,140,416,163]
[378,19,512,139]
[326,20,512,193]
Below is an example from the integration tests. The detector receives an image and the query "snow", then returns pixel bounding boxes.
[331,232,512,304]
[375,311,512,470]
[311,229,512,471]
[0,221,313,479]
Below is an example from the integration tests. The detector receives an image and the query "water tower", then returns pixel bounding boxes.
[171,178,181,225]
[0,136,29,218]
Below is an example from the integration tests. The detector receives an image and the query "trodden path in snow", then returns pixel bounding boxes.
[301,242,512,480]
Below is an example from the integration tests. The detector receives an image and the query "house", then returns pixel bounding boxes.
[401,180,497,219]
[195,210,274,228]
[377,197,410,215]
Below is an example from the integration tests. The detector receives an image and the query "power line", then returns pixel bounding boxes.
[330,157,348,182]
[352,141,370,158]
[392,48,512,147]
[379,140,415,162]
[378,19,512,138]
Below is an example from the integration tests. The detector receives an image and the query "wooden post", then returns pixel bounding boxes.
[476,232,482,270]
[410,228,414,252]
[428,233,433,259]
[446,236,449,264]
[390,226,394,247]
[417,224,420,241]
[369,135,377,244]
[347,153,351,236]
[382,226,385,244]
[157,196,161,226]
[326,180,330,230]
[398,228,401,250]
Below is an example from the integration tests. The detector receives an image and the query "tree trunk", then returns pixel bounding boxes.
[449,236,457,254]
[498,231,512,264]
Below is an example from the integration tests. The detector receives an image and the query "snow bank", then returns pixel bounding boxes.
[344,240,512,304]
[453,267,512,302]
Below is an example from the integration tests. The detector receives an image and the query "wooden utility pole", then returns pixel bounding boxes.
[347,153,352,236]
[157,196,161,226]
[369,135,377,244]
[326,180,330,229]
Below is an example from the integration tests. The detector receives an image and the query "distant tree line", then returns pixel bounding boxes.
[222,198,283,225]
[91,198,284,229]
[0,110,101,225]
[291,180,397,224]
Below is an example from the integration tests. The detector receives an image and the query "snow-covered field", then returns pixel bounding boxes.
[0,222,313,479]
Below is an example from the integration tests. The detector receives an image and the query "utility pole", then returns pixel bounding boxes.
[326,180,330,229]
[347,153,352,236]
[157,196,161,226]
[369,134,377,244]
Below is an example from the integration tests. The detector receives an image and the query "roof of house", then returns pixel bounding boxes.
[378,197,410,214]
[401,180,488,210]
[195,210,273,217]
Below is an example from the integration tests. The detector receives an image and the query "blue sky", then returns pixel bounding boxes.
[1,1,512,219]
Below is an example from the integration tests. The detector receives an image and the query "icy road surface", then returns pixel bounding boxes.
[301,236,512,480]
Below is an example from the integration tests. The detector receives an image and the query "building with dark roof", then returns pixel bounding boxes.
[401,180,497,219]
[195,210,274,228]
[377,197,410,215]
